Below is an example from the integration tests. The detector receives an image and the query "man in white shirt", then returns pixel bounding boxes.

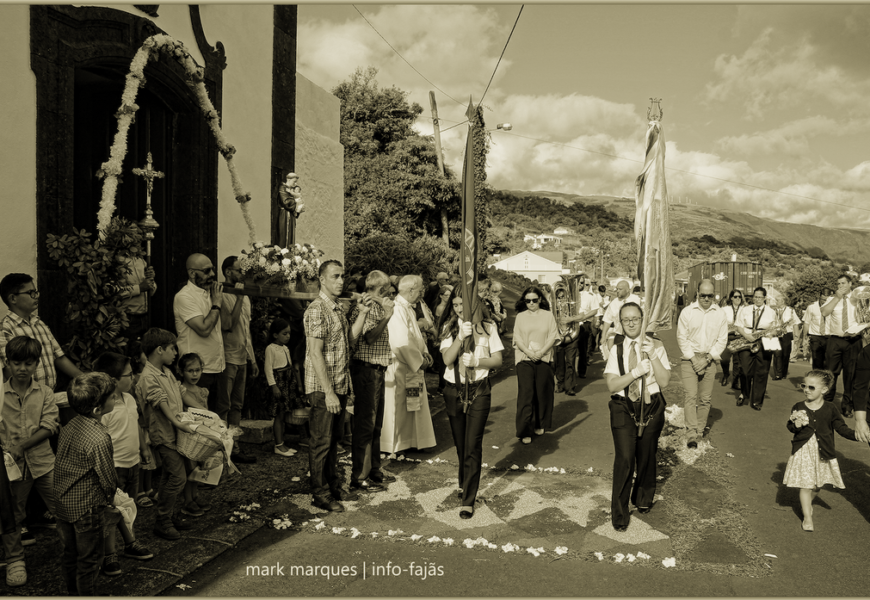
[735,287,778,410]
[801,289,830,370]
[771,302,802,380]
[601,280,642,359]
[557,281,599,387]
[676,280,728,447]
[173,254,225,404]
[821,273,861,415]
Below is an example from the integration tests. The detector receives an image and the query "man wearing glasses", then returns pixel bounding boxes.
[735,287,778,410]
[0,273,83,390]
[173,254,225,403]
[600,280,642,360]
[677,280,728,447]
[821,274,860,416]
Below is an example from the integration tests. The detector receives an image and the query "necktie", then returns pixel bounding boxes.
[842,298,849,333]
[754,308,760,330]
[819,309,826,336]
[628,342,640,402]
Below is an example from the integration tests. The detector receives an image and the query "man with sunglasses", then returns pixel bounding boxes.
[677,280,728,447]
[0,273,83,390]
[173,254,225,403]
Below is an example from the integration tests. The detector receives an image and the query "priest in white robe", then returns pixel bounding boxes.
[380,275,437,453]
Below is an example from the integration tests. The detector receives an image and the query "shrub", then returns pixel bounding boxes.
[345,232,456,280]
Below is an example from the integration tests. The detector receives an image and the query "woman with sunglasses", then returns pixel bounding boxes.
[512,286,559,445]
[720,289,747,391]
[437,286,503,519]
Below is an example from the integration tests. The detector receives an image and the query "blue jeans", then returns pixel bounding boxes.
[216,363,248,426]
[57,506,106,596]
[307,391,347,502]
[349,362,386,484]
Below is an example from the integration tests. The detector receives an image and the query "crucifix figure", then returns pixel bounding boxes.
[132,152,163,320]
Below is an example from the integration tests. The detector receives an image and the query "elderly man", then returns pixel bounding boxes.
[600,280,642,360]
[218,256,259,463]
[821,273,861,416]
[677,280,728,447]
[304,260,372,512]
[173,254,224,402]
[380,275,437,454]
[348,270,396,493]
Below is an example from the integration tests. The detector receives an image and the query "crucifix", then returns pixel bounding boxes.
[132,151,164,316]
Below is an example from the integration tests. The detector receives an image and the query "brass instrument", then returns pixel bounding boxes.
[548,274,584,347]
[726,305,788,353]
[851,285,870,325]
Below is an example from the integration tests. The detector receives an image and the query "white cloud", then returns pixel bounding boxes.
[716,116,870,157]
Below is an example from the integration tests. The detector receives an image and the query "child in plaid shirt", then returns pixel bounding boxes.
[54,372,118,596]
[135,328,194,541]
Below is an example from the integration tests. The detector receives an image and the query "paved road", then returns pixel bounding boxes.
[162,291,870,597]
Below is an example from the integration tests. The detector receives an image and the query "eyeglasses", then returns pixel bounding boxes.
[13,289,39,299]
[525,298,540,304]
[118,371,134,379]
[621,317,642,325]
[699,294,714,299]
[799,383,818,391]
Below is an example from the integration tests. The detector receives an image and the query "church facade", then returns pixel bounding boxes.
[0,4,343,338]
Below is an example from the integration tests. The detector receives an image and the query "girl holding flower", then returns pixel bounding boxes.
[783,369,857,532]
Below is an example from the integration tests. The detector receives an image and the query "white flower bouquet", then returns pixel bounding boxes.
[239,241,324,289]
[789,409,810,428]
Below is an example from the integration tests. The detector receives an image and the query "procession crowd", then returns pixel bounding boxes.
[1,254,870,594]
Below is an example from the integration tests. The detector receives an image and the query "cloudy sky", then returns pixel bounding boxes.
[297,4,870,230]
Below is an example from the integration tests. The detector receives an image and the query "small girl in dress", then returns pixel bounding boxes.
[265,319,302,457]
[175,353,212,517]
[783,369,857,531]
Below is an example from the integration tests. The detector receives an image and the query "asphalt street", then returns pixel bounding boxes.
[161,286,870,597]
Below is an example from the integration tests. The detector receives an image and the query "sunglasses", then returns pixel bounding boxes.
[699,294,714,299]
[525,298,540,304]
[799,383,821,391]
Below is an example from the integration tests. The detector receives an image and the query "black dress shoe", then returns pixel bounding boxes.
[751,403,762,411]
[370,473,396,484]
[567,390,576,396]
[231,452,257,464]
[736,395,744,407]
[350,480,385,493]
[331,488,360,502]
[614,524,628,532]
[459,507,474,519]
[638,507,651,514]
[720,377,729,387]
[687,441,698,449]
[311,498,345,512]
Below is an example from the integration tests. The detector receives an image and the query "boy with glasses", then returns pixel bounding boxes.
[0,273,83,391]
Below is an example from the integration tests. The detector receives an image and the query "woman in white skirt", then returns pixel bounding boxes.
[783,370,857,532]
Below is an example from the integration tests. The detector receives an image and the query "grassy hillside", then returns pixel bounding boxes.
[503,191,870,264]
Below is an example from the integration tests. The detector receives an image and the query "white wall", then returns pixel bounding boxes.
[0,6,37,321]
[294,73,344,264]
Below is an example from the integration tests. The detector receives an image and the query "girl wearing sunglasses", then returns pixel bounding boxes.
[783,369,857,532]
[512,286,558,445]
[719,290,746,391]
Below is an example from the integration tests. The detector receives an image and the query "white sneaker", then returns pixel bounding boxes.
[521,437,532,445]
[534,429,545,435]
[274,445,296,457]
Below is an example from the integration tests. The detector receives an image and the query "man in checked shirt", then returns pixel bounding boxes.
[304,260,372,513]
[53,372,118,597]
[348,270,396,494]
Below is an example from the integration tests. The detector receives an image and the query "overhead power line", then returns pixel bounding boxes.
[478,5,524,108]
[352,5,464,106]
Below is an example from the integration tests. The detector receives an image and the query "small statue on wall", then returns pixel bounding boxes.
[278,172,304,247]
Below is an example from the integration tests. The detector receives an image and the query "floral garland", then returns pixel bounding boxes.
[238,241,324,288]
[97,34,257,243]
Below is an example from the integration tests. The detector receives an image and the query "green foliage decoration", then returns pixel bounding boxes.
[470,105,490,274]
[346,232,456,281]
[45,217,145,371]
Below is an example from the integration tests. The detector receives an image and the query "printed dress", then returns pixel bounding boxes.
[265,343,301,417]
[782,433,845,489]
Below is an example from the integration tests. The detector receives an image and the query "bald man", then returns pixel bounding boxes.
[173,253,225,403]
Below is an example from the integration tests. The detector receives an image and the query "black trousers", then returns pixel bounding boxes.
[444,379,492,507]
[772,332,794,379]
[809,335,828,370]
[554,339,579,393]
[825,335,862,405]
[720,334,745,387]
[515,361,554,437]
[737,347,773,407]
[349,362,386,484]
[308,391,348,502]
[576,323,590,377]
[609,392,666,528]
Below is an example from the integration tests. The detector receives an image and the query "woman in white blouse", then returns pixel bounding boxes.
[438,287,503,519]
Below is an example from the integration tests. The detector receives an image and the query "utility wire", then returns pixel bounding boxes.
[478,5,524,108]
[491,131,870,214]
[352,5,464,106]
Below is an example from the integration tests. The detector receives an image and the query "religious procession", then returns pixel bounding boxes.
[3,4,870,597]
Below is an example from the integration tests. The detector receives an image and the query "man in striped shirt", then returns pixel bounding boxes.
[0,273,83,390]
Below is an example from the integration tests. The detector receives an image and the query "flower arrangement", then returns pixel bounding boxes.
[97,34,257,243]
[239,241,324,288]
[790,409,810,428]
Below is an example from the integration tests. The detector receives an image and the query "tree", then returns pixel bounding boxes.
[784,263,845,313]
[334,67,461,246]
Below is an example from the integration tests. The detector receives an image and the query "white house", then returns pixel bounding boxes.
[492,251,565,286]
[554,226,574,235]
[522,233,562,249]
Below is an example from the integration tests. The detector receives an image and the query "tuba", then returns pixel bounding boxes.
[548,274,584,347]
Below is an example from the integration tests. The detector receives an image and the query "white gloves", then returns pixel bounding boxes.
[458,321,473,341]
[641,339,656,356]
[631,359,651,379]
[461,352,479,368]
